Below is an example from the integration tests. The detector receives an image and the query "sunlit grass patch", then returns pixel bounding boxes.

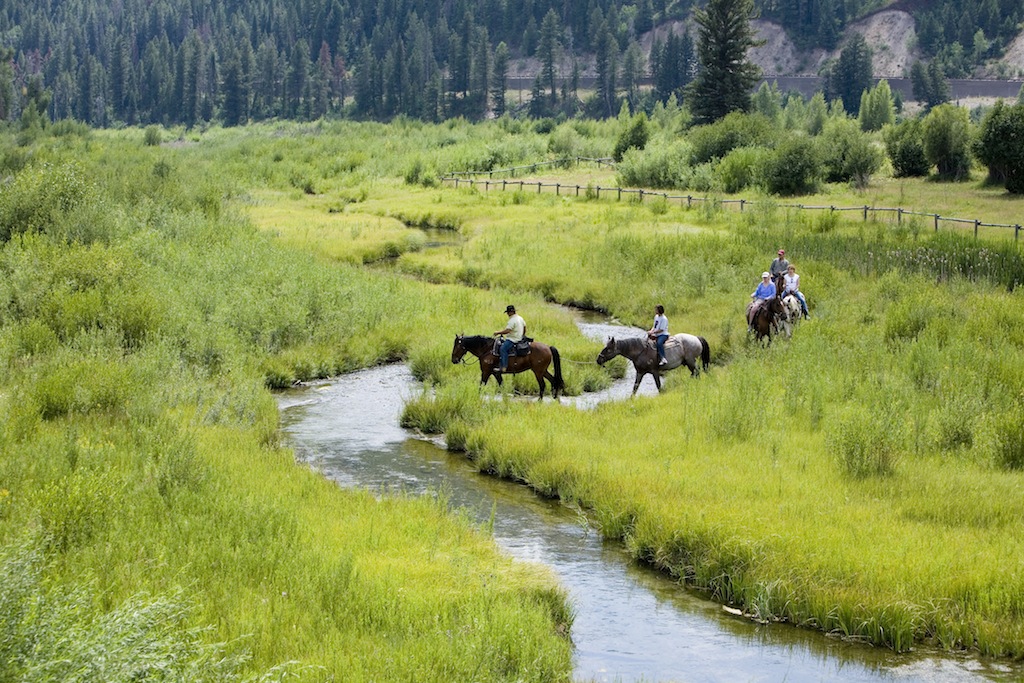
[245,189,425,263]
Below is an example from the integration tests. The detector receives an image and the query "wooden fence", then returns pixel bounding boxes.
[441,159,1022,241]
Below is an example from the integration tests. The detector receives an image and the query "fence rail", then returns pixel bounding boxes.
[440,161,1022,241]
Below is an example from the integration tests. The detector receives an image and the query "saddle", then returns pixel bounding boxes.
[492,337,534,357]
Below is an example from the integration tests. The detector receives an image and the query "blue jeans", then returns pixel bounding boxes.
[655,334,668,360]
[499,339,515,370]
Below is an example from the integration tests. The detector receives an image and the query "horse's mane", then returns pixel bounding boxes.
[460,335,494,351]
[614,336,646,353]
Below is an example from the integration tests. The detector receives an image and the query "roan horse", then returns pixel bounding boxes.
[747,294,787,345]
[451,335,564,400]
[780,294,802,339]
[596,333,710,395]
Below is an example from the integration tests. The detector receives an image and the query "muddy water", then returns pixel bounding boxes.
[277,347,1018,681]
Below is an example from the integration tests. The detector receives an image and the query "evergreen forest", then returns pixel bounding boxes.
[0,0,1022,126]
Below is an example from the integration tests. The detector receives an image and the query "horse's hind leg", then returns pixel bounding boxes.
[543,372,558,398]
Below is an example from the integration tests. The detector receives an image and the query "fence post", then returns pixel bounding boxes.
[975,219,980,238]
[502,179,507,191]
[576,185,581,197]
[897,208,903,224]
[687,195,692,208]
[639,189,645,202]
[596,187,601,199]
[934,214,939,232]
[740,199,745,212]
[617,188,622,201]
[537,182,542,194]
[1016,225,1021,242]
[484,180,489,192]
[863,205,868,221]
[556,183,560,196]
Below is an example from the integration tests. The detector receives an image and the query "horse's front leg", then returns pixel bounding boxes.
[632,371,644,396]
[653,372,662,392]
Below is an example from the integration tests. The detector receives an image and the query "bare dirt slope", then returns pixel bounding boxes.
[751,11,918,77]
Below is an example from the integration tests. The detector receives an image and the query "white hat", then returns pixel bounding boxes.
[762,272,770,279]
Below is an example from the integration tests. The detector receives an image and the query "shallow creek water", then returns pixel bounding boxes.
[276,315,1019,683]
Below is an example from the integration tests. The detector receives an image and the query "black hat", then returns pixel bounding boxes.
[505,305,516,313]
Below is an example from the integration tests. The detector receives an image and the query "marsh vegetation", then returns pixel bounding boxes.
[2,114,1024,679]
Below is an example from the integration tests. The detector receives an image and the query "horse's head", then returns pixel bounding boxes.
[767,295,786,316]
[451,334,467,364]
[596,337,618,366]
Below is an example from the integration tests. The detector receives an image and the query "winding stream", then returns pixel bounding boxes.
[276,316,1020,682]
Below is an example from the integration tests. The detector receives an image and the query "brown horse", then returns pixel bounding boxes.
[451,335,564,399]
[747,294,787,345]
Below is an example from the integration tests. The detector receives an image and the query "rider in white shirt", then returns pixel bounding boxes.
[783,264,809,319]
[647,304,669,366]
[494,304,526,372]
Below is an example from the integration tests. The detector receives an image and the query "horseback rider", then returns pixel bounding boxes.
[494,304,526,373]
[769,249,789,282]
[647,304,669,366]
[783,263,810,319]
[749,272,777,330]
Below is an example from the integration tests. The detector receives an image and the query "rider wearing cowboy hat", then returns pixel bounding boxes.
[494,305,526,373]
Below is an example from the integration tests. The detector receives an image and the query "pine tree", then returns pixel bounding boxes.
[687,0,762,124]
[593,20,618,118]
[0,47,13,121]
[221,49,246,126]
[537,9,561,105]
[491,41,509,117]
[823,34,872,115]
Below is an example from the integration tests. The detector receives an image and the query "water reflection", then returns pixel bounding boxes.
[277,364,1018,683]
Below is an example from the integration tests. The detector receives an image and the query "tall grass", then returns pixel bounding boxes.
[8,117,1024,669]
[0,127,576,680]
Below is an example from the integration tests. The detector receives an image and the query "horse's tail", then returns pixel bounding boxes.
[698,336,710,372]
[551,346,565,392]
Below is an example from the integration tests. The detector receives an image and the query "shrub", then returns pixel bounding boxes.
[612,113,650,162]
[819,118,882,187]
[616,140,691,189]
[759,136,821,196]
[0,162,92,242]
[922,104,972,180]
[974,100,1024,193]
[143,125,162,146]
[883,120,930,178]
[687,112,777,165]
[717,146,768,193]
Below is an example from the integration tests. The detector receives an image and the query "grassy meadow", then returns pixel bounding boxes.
[2,111,1024,680]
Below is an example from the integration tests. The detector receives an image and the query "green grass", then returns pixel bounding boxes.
[5,115,1024,675]
[0,125,577,681]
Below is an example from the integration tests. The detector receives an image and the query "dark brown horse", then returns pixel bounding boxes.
[451,335,564,399]
[747,294,787,345]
